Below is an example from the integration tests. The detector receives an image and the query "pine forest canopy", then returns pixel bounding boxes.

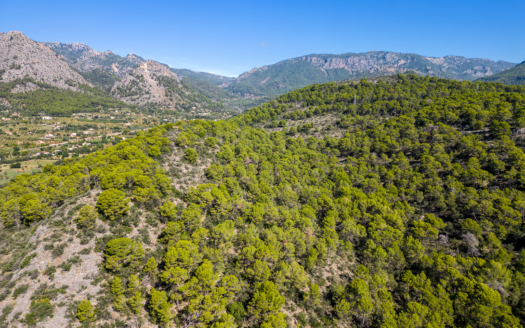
[1,75,525,327]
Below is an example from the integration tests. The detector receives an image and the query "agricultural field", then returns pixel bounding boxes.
[0,159,55,184]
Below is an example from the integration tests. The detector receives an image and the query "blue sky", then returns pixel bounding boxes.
[1,0,523,77]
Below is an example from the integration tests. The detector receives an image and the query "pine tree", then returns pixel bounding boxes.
[77,299,94,322]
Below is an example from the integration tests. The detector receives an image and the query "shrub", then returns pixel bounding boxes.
[184,148,198,164]
[12,284,29,299]
[23,298,53,325]
[77,205,98,229]
[52,243,67,258]
[44,265,56,276]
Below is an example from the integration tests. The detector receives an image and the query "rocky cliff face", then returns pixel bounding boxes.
[42,42,145,78]
[111,60,201,109]
[0,31,89,91]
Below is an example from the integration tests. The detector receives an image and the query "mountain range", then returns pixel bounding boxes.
[40,37,520,98]
[226,52,517,96]
[0,30,522,113]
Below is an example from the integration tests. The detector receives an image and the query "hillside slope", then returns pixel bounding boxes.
[110,60,221,113]
[1,76,525,328]
[0,32,89,91]
[477,60,525,85]
[227,51,516,96]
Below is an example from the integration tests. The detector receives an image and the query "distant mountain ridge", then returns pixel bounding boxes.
[226,51,517,96]
[42,41,145,78]
[477,60,525,85]
[170,68,235,85]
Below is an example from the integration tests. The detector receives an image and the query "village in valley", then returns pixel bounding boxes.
[0,107,185,185]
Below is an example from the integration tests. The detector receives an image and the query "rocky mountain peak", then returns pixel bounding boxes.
[43,41,144,78]
[43,42,99,55]
[124,53,145,65]
[0,31,89,90]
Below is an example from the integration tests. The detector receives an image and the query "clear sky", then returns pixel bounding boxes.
[1,0,523,77]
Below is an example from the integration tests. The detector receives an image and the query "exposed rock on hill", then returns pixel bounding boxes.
[0,31,89,91]
[110,60,207,109]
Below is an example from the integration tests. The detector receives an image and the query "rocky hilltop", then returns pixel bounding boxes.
[0,31,89,91]
[42,42,145,78]
[228,51,517,96]
[111,59,206,109]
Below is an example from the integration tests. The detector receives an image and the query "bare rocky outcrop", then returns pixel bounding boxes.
[0,31,89,90]
[0,98,12,107]
[111,60,203,109]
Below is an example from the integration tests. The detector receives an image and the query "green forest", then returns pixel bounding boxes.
[0,77,128,116]
[77,68,122,93]
[1,75,525,327]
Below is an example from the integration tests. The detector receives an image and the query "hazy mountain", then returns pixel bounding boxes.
[477,60,525,85]
[226,51,517,96]
[0,31,89,91]
[170,68,235,85]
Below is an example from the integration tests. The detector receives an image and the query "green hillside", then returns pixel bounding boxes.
[478,61,525,85]
[77,68,122,93]
[182,77,234,101]
[2,76,525,327]
[0,77,128,116]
